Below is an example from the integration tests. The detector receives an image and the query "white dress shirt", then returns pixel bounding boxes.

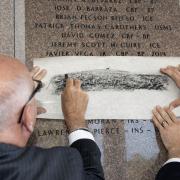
[68,129,95,145]
[164,158,180,165]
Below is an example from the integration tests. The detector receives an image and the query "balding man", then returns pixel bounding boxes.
[0,55,104,180]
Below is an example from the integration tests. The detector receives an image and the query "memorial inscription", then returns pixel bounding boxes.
[25,0,180,66]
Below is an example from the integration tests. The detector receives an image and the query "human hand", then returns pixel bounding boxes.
[152,106,180,158]
[168,99,180,111]
[161,65,180,88]
[30,66,47,82]
[160,65,180,110]
[30,66,47,115]
[61,79,89,132]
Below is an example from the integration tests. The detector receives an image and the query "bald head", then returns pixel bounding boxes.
[0,55,31,80]
[0,55,33,129]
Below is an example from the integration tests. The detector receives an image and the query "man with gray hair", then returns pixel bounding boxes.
[0,55,104,180]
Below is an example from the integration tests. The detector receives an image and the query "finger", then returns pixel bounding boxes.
[164,107,175,124]
[30,66,40,76]
[152,108,166,128]
[152,115,163,131]
[168,66,180,74]
[74,79,81,89]
[165,108,177,122]
[162,66,180,82]
[30,66,40,77]
[162,66,180,88]
[65,79,73,88]
[169,98,180,110]
[37,107,47,115]
[156,106,172,125]
[160,67,167,74]
[33,69,47,81]
[82,92,89,102]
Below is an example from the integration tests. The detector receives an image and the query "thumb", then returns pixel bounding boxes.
[169,98,180,110]
[37,107,47,115]
[160,68,167,74]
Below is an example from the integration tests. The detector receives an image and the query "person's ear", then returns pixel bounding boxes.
[21,98,37,134]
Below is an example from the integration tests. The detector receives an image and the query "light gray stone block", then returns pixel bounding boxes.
[0,0,14,57]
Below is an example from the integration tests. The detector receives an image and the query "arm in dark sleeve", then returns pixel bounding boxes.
[71,139,104,180]
[156,162,180,180]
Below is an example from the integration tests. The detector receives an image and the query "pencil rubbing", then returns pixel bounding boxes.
[50,69,169,93]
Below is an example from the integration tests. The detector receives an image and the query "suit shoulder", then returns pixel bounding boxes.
[156,162,180,180]
[27,145,80,156]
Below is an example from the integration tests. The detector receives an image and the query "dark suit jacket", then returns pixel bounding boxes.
[156,162,180,180]
[0,139,104,180]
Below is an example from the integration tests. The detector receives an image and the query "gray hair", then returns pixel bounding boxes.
[0,76,32,129]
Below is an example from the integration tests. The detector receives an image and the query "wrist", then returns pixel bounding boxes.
[70,127,90,133]
[68,124,87,133]
[66,119,87,133]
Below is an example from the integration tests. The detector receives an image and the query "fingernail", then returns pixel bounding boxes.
[161,68,167,71]
[41,107,47,113]
[29,123,34,132]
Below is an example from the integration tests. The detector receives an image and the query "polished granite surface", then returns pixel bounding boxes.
[0,0,180,179]
[28,119,167,180]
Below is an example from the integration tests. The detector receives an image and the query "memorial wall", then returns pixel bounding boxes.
[0,0,180,179]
